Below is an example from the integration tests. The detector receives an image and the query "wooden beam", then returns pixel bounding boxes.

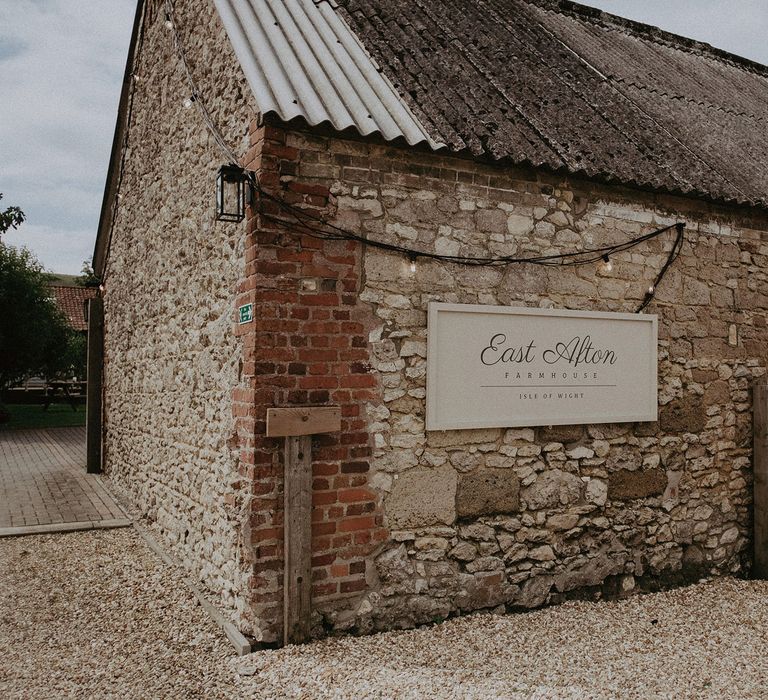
[267,406,341,438]
[283,434,313,645]
[86,297,104,474]
[269,405,342,644]
[755,382,768,579]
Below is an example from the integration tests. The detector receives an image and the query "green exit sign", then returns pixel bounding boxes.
[238,303,254,325]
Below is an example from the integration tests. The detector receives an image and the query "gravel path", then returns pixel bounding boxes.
[238,577,768,700]
[2,529,767,699]
[0,529,236,699]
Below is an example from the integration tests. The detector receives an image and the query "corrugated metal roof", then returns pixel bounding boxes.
[212,0,442,147]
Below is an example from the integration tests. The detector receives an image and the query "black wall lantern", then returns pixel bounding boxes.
[215,164,251,222]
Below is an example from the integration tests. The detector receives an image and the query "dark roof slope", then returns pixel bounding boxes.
[334,0,768,208]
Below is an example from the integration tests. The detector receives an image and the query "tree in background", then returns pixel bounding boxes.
[77,259,100,287]
[0,193,25,237]
[0,195,84,406]
[0,245,74,389]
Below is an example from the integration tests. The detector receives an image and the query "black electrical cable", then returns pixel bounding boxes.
[637,222,685,312]
[258,186,678,266]
[250,173,685,312]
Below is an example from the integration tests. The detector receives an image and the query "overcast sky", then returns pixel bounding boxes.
[0,0,135,275]
[584,0,768,64]
[1,0,766,275]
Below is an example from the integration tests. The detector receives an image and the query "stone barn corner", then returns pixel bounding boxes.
[93,0,768,645]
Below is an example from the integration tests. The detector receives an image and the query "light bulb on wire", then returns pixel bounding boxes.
[164,13,173,29]
[183,95,196,109]
[598,253,612,274]
[409,255,417,273]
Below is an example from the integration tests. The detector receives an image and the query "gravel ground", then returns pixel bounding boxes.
[2,529,768,699]
[0,529,236,699]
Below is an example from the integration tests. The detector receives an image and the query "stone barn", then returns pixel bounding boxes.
[93,0,768,646]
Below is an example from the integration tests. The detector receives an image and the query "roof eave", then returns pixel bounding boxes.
[92,0,146,279]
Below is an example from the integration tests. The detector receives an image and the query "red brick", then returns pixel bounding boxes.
[349,561,366,575]
[328,505,344,519]
[330,563,349,578]
[331,534,353,549]
[298,376,338,389]
[313,536,332,552]
[312,582,338,597]
[338,487,376,503]
[340,432,369,446]
[340,374,377,389]
[252,481,275,496]
[311,552,336,567]
[313,521,337,536]
[297,349,337,362]
[338,516,376,533]
[340,579,368,593]
[237,121,391,639]
[277,248,314,263]
[312,490,337,506]
[251,527,281,543]
[341,461,369,474]
[286,181,330,197]
[345,502,376,516]
[301,293,339,306]
[313,462,339,476]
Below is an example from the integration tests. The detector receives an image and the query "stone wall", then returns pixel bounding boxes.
[252,122,768,637]
[102,0,259,634]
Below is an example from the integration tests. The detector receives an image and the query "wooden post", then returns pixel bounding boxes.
[283,434,312,644]
[755,382,768,579]
[86,297,104,474]
[266,406,341,645]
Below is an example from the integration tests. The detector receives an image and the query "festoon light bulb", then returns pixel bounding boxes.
[598,254,612,274]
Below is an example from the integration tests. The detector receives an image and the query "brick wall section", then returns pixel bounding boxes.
[236,122,388,642]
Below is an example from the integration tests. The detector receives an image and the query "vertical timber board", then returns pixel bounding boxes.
[283,434,312,644]
[755,383,768,579]
[86,297,104,474]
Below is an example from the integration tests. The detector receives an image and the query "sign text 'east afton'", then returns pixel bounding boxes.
[426,303,658,431]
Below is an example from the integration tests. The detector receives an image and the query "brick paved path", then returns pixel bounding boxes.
[0,427,128,535]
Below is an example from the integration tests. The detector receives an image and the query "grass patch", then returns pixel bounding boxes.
[1,403,86,430]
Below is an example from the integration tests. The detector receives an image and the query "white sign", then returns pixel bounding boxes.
[426,303,658,431]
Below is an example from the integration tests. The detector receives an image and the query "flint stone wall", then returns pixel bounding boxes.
[275,128,768,635]
[102,0,259,633]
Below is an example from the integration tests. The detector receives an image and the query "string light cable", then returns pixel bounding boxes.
[164,0,240,163]
[254,178,685,312]
[161,0,685,313]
